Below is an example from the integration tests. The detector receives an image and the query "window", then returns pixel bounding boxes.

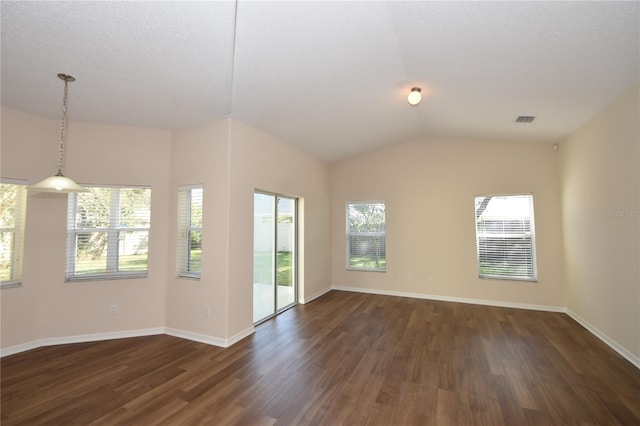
[1,179,27,288]
[177,185,202,278]
[475,194,537,281]
[66,185,151,281]
[346,202,386,271]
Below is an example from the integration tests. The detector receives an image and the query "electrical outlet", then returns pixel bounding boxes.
[204,306,211,318]
[110,304,118,315]
[428,275,435,285]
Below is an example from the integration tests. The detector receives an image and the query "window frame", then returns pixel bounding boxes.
[177,184,203,279]
[346,201,386,272]
[66,184,151,282]
[474,193,538,282]
[1,178,28,289]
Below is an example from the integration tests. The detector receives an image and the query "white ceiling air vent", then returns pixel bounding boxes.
[515,116,535,123]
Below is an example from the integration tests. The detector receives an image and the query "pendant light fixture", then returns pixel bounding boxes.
[407,87,422,106]
[29,73,87,193]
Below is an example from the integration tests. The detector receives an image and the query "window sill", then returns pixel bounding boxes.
[66,273,148,282]
[177,274,201,280]
[346,267,386,273]
[479,275,537,282]
[1,281,23,289]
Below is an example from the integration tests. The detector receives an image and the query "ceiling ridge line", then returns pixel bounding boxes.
[225,0,239,117]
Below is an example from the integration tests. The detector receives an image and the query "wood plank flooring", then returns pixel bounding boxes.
[2,290,639,425]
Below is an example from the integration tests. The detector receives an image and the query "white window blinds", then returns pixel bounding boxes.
[346,202,386,271]
[475,194,537,281]
[66,185,151,281]
[1,178,28,287]
[177,185,202,278]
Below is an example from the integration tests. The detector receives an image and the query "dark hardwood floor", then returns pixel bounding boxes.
[2,290,639,425]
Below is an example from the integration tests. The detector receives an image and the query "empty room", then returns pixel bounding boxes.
[1,1,638,425]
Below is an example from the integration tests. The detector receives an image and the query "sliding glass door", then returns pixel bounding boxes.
[253,192,297,324]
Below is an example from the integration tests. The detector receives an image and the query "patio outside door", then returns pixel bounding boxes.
[253,192,297,324]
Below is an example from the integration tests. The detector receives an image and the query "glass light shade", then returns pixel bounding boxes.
[408,87,422,106]
[29,174,87,193]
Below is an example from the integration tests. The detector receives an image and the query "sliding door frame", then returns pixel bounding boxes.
[254,190,298,325]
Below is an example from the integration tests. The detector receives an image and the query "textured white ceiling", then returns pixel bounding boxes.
[2,1,638,163]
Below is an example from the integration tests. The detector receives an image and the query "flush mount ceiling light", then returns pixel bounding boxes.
[30,74,87,193]
[407,87,422,106]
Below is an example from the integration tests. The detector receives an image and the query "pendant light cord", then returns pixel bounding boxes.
[28,73,85,193]
[56,79,69,176]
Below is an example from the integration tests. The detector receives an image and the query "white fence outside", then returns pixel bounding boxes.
[254,214,293,252]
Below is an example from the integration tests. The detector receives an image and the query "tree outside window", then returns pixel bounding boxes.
[67,186,151,281]
[346,202,386,271]
[0,180,27,287]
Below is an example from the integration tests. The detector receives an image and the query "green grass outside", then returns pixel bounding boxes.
[75,253,148,274]
[42,249,293,280]
[189,249,201,272]
[349,255,386,270]
[479,261,530,278]
[66,248,202,276]
[254,251,293,286]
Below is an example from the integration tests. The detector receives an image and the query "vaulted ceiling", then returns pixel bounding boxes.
[2,1,638,163]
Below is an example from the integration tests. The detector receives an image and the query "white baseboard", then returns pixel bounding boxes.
[3,294,636,371]
[164,326,255,348]
[226,326,256,346]
[164,327,227,348]
[331,285,638,370]
[1,341,41,358]
[2,325,257,357]
[332,285,565,312]
[0,327,165,358]
[566,309,640,369]
[300,286,332,304]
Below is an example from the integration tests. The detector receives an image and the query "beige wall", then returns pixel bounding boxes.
[166,120,230,339]
[1,111,331,350]
[559,83,639,359]
[227,120,332,337]
[331,137,565,308]
[166,119,332,341]
[1,107,171,348]
[3,83,636,363]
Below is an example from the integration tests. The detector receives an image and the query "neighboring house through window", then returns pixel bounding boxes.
[346,201,386,271]
[66,185,151,281]
[0,179,27,288]
[475,194,537,281]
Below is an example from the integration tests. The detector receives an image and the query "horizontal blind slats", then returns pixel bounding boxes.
[346,202,386,271]
[0,181,27,285]
[66,186,151,281]
[177,185,202,278]
[475,195,537,281]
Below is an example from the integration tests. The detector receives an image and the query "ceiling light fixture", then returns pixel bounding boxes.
[30,74,87,193]
[407,87,422,106]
